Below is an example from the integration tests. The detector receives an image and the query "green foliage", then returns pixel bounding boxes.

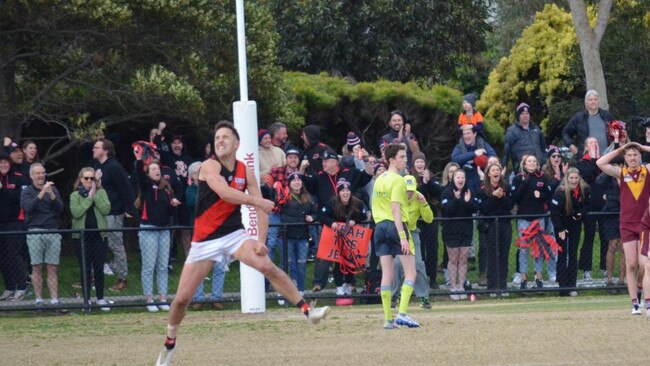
[0,0,292,161]
[283,71,470,173]
[271,1,491,85]
[479,4,581,137]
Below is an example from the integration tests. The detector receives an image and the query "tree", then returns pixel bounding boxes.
[0,0,291,163]
[271,1,491,85]
[567,0,614,109]
[479,4,581,137]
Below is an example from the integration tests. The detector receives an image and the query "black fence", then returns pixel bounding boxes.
[0,211,627,313]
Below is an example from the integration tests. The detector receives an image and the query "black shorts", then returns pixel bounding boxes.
[374,220,409,257]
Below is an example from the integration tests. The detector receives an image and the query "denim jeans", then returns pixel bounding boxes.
[106,214,128,280]
[193,261,227,301]
[138,225,170,296]
[266,212,284,267]
[286,238,309,292]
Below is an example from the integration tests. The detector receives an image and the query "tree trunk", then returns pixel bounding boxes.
[567,0,613,110]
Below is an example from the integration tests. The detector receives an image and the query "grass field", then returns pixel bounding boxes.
[0,295,645,366]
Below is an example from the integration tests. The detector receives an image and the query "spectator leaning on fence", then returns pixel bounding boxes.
[274,172,317,297]
[320,178,370,297]
[597,142,650,316]
[134,158,180,312]
[441,168,479,300]
[93,138,138,292]
[0,151,29,302]
[70,167,111,311]
[21,162,65,311]
[551,167,590,297]
[511,155,551,289]
[477,163,514,295]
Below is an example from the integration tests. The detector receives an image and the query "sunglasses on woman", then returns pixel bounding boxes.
[82,176,95,181]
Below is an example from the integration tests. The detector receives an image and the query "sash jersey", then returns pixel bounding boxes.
[192,159,247,243]
[619,166,650,226]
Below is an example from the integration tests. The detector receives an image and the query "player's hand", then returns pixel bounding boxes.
[400,239,410,255]
[253,242,269,256]
[257,198,275,214]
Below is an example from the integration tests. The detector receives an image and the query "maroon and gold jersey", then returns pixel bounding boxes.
[192,159,247,243]
[619,166,650,225]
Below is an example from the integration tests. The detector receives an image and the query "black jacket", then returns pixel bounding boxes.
[477,182,514,217]
[94,157,138,216]
[319,196,369,229]
[502,121,547,169]
[278,194,317,239]
[562,108,615,157]
[0,161,29,223]
[440,184,479,236]
[550,185,591,233]
[511,171,551,219]
[136,161,173,227]
[576,156,605,212]
[305,167,372,208]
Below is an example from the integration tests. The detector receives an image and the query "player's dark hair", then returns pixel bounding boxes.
[384,143,406,161]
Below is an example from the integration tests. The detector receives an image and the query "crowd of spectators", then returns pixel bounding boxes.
[0,88,643,311]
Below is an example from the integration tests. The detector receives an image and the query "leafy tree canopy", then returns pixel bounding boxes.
[271,0,491,86]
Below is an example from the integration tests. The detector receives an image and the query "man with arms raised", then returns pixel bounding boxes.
[372,143,420,329]
[597,142,650,315]
[157,121,329,366]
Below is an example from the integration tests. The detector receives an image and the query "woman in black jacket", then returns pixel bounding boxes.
[551,167,590,297]
[320,178,370,296]
[135,159,179,312]
[477,164,514,294]
[441,169,478,300]
[512,154,551,289]
[275,173,316,294]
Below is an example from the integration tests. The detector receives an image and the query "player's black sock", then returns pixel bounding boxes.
[297,299,309,317]
[165,337,176,350]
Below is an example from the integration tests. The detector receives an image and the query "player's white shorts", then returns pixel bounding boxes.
[185,229,252,264]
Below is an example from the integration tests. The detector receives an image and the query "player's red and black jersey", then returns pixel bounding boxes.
[192,160,247,242]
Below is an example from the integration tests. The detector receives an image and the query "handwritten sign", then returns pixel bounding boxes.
[316,224,373,274]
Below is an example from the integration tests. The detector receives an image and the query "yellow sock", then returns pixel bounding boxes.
[398,280,415,315]
[380,287,392,321]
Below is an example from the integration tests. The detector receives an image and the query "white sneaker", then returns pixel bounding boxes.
[10,289,26,301]
[449,288,460,301]
[458,288,468,300]
[583,271,592,280]
[158,304,170,311]
[147,302,159,312]
[569,291,578,297]
[343,283,354,295]
[103,263,115,276]
[512,273,522,285]
[277,295,285,306]
[97,299,111,312]
[336,286,345,296]
[308,302,330,324]
[632,307,642,315]
[156,346,176,366]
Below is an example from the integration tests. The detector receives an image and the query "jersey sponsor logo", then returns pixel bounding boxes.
[7,184,15,189]
[235,177,246,190]
[536,182,544,187]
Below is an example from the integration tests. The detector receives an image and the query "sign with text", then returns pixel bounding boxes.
[317,224,373,274]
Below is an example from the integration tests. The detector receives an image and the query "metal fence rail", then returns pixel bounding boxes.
[0,211,627,313]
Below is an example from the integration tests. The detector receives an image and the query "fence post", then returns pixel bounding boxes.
[78,230,92,313]
[494,217,500,295]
